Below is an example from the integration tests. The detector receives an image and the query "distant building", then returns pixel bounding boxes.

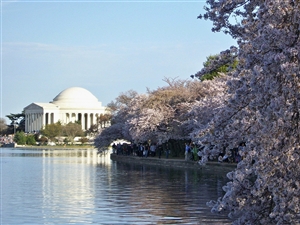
[24,87,108,133]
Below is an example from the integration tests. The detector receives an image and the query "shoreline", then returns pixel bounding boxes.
[110,153,236,171]
[1,144,96,151]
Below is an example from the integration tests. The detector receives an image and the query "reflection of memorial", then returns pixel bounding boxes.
[42,149,107,164]
[41,149,111,222]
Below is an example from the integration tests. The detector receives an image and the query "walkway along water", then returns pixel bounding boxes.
[110,153,237,172]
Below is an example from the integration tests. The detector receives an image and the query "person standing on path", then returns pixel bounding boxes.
[158,144,163,158]
[192,144,198,161]
[185,143,190,161]
[165,144,170,159]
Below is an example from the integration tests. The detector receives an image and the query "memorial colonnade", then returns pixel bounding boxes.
[24,110,101,133]
[24,87,108,133]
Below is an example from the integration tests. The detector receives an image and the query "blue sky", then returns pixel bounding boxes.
[1,0,236,123]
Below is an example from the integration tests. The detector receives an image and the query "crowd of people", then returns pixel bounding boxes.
[184,142,244,164]
[184,142,202,161]
[217,143,245,163]
[112,141,203,162]
[111,142,171,158]
[111,141,244,164]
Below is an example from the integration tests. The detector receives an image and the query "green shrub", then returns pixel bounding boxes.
[26,135,36,145]
[14,131,26,145]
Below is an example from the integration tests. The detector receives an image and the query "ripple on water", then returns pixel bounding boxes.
[1,149,233,224]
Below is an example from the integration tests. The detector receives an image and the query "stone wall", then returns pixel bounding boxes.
[110,154,236,172]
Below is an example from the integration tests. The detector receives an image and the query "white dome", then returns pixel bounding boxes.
[51,87,101,108]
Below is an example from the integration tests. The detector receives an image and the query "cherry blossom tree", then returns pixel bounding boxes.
[127,78,190,143]
[182,75,231,139]
[94,90,139,151]
[194,0,300,224]
[94,123,127,151]
[126,77,226,146]
[94,77,224,154]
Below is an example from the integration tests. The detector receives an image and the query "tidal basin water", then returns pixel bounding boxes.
[1,148,233,224]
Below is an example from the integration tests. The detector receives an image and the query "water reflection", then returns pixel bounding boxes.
[40,149,104,223]
[1,148,107,164]
[107,162,231,224]
[41,148,108,164]
[1,148,232,224]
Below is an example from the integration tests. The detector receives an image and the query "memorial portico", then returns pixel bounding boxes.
[24,87,108,133]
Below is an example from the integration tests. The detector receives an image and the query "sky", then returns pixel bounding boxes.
[1,0,236,123]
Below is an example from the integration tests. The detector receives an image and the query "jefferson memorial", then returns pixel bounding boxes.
[24,87,108,133]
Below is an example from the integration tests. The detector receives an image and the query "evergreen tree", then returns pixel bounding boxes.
[197,54,238,81]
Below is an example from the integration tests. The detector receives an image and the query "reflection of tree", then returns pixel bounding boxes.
[108,164,232,222]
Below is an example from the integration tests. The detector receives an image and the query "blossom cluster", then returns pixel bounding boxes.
[196,0,300,224]
[94,77,229,150]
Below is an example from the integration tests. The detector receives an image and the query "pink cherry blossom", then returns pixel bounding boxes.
[195,0,300,224]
